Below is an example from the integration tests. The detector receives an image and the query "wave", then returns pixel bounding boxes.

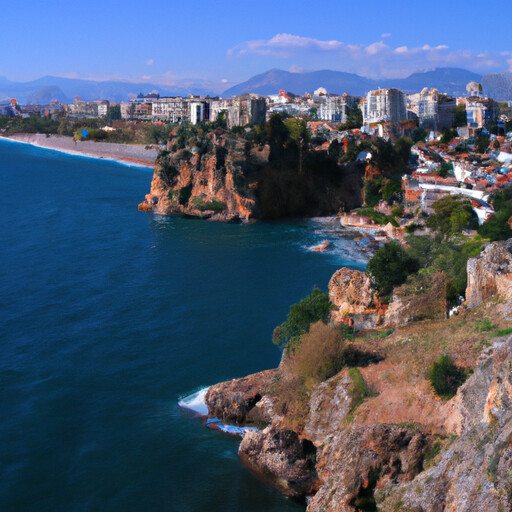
[178,387,210,416]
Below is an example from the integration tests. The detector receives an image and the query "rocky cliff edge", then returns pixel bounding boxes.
[204,239,512,511]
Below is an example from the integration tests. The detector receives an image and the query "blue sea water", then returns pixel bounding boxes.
[0,139,364,512]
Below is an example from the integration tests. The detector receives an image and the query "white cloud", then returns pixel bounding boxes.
[228,33,510,78]
[290,65,303,73]
[146,59,154,66]
[365,41,388,55]
[381,33,392,38]
[508,58,512,71]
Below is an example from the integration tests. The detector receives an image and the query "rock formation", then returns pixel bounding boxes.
[138,130,261,222]
[203,239,512,511]
[466,238,512,310]
[328,268,447,330]
[139,128,363,221]
[377,336,512,512]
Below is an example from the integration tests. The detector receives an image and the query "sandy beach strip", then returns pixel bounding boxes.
[0,133,159,168]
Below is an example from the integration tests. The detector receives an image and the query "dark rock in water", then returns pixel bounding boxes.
[205,369,277,425]
[239,424,319,498]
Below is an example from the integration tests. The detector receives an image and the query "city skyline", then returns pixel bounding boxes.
[2,0,511,90]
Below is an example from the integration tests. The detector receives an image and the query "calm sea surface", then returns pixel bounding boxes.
[0,139,364,512]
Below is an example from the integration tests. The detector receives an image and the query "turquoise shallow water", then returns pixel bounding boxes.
[0,139,363,512]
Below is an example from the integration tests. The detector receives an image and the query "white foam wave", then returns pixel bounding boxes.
[178,387,209,416]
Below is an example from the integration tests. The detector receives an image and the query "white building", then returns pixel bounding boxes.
[362,88,407,126]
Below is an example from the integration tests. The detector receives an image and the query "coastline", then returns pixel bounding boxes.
[0,133,158,169]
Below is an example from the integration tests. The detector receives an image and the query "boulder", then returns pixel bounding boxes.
[239,424,318,498]
[466,238,512,309]
[205,369,277,425]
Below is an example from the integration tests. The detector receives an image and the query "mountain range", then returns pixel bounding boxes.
[1,68,512,105]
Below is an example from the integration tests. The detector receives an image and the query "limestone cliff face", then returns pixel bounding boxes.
[328,268,446,330]
[139,128,363,221]
[204,240,512,510]
[378,336,512,512]
[139,131,263,222]
[466,238,512,310]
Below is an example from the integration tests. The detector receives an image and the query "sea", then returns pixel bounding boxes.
[0,138,366,512]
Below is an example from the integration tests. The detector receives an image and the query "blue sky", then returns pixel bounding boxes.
[2,0,511,88]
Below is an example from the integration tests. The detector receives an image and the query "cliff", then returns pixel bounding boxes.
[204,239,512,511]
[138,128,362,221]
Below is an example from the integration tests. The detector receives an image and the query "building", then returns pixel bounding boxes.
[208,98,232,123]
[362,88,407,126]
[228,94,266,127]
[151,97,187,123]
[317,93,358,123]
[407,89,456,131]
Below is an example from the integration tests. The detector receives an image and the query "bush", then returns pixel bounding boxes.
[426,195,476,236]
[428,354,467,398]
[178,185,192,205]
[191,197,227,213]
[286,321,346,386]
[367,241,419,299]
[478,187,512,241]
[272,287,332,350]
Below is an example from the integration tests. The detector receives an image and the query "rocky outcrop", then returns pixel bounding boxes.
[329,268,446,330]
[309,424,431,512]
[139,128,363,221]
[138,131,261,221]
[378,336,512,512]
[466,238,512,309]
[205,369,277,425]
[239,424,318,498]
[384,271,447,327]
[203,240,512,511]
[328,268,383,328]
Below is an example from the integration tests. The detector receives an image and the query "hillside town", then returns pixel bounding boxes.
[2,81,512,225]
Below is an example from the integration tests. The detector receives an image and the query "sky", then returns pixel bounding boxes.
[2,0,511,89]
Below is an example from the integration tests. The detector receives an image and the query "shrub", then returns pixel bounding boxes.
[428,354,467,398]
[477,317,494,332]
[367,241,419,300]
[272,287,332,350]
[426,195,476,236]
[178,186,192,205]
[191,197,227,213]
[286,321,346,386]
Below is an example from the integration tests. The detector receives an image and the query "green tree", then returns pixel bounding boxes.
[412,127,427,143]
[338,105,363,130]
[426,195,475,236]
[453,105,467,128]
[106,105,121,122]
[367,241,419,299]
[266,113,290,163]
[440,128,457,144]
[428,354,467,398]
[476,134,490,154]
[438,161,453,178]
[272,288,332,350]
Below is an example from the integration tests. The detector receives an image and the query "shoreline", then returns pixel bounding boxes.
[0,133,158,169]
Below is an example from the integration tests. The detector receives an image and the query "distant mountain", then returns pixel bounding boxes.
[482,72,512,101]
[223,67,485,98]
[223,68,376,97]
[0,76,221,104]
[383,68,483,96]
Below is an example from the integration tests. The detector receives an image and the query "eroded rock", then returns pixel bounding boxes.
[205,369,277,425]
[328,268,382,329]
[378,336,512,512]
[239,424,319,498]
[466,238,512,309]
